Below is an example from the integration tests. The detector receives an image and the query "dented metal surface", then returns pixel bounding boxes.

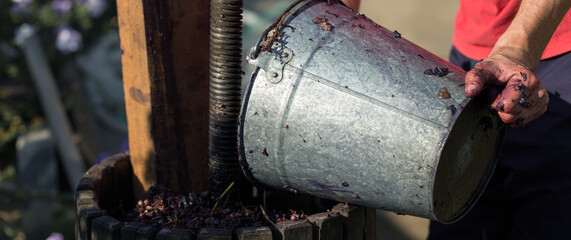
[239,0,504,223]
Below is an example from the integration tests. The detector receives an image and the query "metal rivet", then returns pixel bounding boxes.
[282,52,289,58]
[271,72,279,78]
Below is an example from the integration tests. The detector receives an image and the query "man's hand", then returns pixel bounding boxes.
[463,0,571,127]
[340,0,360,11]
[464,54,548,127]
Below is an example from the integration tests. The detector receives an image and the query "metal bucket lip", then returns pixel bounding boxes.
[430,95,505,223]
[238,67,264,188]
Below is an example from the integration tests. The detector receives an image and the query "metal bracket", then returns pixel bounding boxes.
[247,47,293,84]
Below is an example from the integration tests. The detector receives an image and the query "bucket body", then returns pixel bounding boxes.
[239,0,504,223]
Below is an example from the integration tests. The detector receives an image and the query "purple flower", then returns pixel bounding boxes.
[94,152,110,164]
[121,139,129,152]
[77,0,107,17]
[55,25,82,53]
[51,0,72,15]
[46,233,64,240]
[10,0,33,14]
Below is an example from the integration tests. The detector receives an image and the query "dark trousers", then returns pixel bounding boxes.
[428,47,571,240]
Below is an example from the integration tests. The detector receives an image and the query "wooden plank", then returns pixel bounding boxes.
[117,0,210,198]
[197,228,232,240]
[100,154,134,214]
[76,164,105,192]
[76,189,101,240]
[98,166,114,211]
[275,221,313,240]
[235,226,273,240]
[364,208,377,240]
[160,0,210,194]
[76,172,108,240]
[136,224,160,239]
[91,216,124,240]
[117,0,157,200]
[157,228,196,240]
[77,208,106,240]
[76,189,98,205]
[121,222,145,240]
[306,212,343,240]
[331,204,365,240]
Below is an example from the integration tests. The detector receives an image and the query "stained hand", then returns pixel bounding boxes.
[464,54,548,127]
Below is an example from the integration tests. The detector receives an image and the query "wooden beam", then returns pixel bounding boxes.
[117,0,210,198]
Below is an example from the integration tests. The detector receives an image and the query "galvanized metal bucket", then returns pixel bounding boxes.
[239,0,505,223]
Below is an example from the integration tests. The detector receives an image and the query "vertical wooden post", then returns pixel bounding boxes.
[117,0,210,199]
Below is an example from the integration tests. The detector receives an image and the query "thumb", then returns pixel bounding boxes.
[464,62,501,98]
[464,68,486,98]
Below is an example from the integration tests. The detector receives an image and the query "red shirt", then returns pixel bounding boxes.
[453,0,571,60]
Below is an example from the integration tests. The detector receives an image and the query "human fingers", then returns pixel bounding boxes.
[490,70,548,127]
[464,61,503,98]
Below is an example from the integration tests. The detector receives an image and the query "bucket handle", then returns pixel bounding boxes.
[248,0,315,60]
[247,47,293,84]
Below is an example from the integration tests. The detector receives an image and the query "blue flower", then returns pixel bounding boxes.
[51,0,72,15]
[55,25,83,53]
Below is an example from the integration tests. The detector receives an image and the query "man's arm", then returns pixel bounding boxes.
[341,0,360,11]
[465,0,571,127]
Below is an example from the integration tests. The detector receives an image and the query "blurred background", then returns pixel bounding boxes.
[0,0,457,239]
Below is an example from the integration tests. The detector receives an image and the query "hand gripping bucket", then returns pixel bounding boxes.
[238,0,505,223]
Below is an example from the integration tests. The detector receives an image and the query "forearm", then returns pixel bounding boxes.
[490,0,571,68]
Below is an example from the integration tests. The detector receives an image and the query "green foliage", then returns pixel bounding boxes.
[0,88,44,158]
[0,0,118,164]
[1,0,118,81]
[0,2,119,239]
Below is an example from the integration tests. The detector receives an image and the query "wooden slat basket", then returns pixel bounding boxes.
[75,154,376,240]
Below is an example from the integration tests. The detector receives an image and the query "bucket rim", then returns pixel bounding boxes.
[431,95,505,223]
